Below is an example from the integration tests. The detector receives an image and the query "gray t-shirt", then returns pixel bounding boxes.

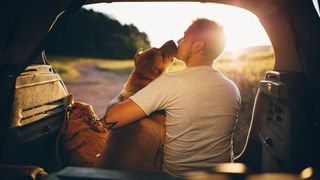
[129,66,241,176]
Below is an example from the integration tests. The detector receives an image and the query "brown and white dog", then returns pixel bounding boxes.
[95,40,177,172]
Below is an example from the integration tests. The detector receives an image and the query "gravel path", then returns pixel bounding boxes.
[64,63,129,117]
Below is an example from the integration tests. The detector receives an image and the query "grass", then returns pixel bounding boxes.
[96,60,134,74]
[48,57,134,79]
[49,48,275,156]
[47,61,80,80]
[48,57,96,80]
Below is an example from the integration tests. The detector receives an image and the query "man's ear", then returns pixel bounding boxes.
[192,41,204,54]
[134,48,143,64]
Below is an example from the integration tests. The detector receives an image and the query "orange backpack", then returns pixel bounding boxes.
[58,96,108,167]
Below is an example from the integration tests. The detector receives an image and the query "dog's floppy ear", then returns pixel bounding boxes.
[134,48,143,64]
[134,48,143,59]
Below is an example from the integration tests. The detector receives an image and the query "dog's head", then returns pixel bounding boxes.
[133,40,177,80]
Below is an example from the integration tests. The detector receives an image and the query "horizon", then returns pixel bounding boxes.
[84,2,272,52]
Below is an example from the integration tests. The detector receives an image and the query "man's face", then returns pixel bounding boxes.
[176,28,195,63]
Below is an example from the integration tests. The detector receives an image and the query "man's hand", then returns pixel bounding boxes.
[103,99,146,130]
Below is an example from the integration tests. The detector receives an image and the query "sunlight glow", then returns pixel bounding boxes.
[85,2,271,52]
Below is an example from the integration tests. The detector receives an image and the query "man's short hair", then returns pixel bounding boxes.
[188,18,226,60]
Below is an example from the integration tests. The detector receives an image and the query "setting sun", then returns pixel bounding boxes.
[85,2,271,52]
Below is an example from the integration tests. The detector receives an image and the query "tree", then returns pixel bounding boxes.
[46,8,150,59]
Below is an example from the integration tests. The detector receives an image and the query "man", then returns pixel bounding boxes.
[103,18,241,176]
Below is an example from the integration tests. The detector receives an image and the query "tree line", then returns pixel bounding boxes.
[46,8,150,59]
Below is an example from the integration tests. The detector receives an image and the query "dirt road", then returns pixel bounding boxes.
[64,63,129,117]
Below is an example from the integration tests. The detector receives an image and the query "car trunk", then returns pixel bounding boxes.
[0,0,319,177]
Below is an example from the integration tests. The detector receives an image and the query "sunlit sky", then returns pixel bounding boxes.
[86,2,307,52]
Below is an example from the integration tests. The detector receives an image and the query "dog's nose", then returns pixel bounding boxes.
[177,38,182,44]
[160,40,177,55]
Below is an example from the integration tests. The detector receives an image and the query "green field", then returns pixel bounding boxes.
[49,46,275,155]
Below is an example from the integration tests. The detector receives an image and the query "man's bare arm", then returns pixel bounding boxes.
[103,99,146,130]
[106,90,125,110]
